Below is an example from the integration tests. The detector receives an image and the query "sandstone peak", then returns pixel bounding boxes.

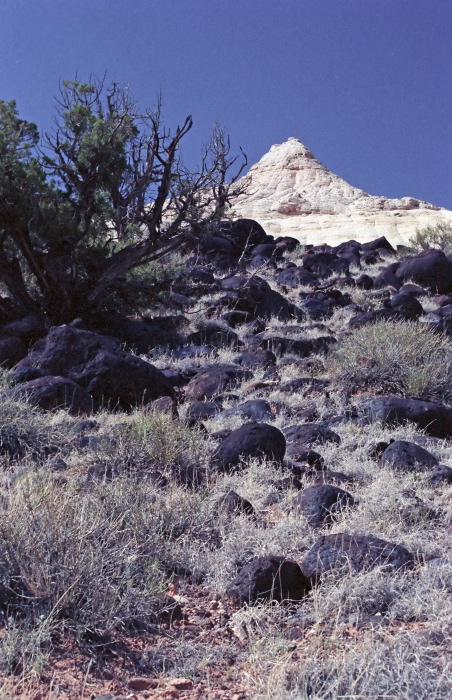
[265,137,316,164]
[230,138,452,246]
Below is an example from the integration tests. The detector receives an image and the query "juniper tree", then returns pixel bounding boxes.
[0,78,246,323]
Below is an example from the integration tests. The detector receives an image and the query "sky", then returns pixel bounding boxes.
[1,0,451,208]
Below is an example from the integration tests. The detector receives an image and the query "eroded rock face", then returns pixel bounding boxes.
[230,138,452,246]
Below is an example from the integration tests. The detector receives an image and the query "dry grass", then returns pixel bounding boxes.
[0,250,452,697]
[330,319,452,403]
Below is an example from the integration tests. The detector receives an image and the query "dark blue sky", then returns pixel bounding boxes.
[1,0,451,207]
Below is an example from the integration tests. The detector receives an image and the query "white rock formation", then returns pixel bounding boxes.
[230,137,452,247]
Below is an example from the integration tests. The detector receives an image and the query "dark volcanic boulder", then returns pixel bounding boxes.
[217,490,255,516]
[380,440,438,472]
[0,336,28,368]
[187,324,242,349]
[7,376,96,415]
[303,252,349,278]
[186,401,222,420]
[430,464,452,485]
[217,218,268,250]
[373,261,402,290]
[395,249,452,293]
[290,485,356,527]
[234,348,277,370]
[301,533,414,584]
[364,397,452,438]
[185,365,250,401]
[213,421,286,471]
[389,293,423,320]
[283,423,341,446]
[226,555,310,604]
[73,352,175,408]
[1,314,47,344]
[361,236,396,254]
[17,325,174,408]
[218,399,273,421]
[276,267,318,288]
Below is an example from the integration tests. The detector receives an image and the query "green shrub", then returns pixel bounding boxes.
[330,320,452,402]
[409,222,452,254]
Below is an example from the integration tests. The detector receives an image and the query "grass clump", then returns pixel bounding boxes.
[410,221,452,254]
[0,392,73,461]
[0,474,168,636]
[330,319,452,402]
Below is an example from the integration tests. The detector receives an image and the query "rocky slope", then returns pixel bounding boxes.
[2,223,452,698]
[230,137,452,246]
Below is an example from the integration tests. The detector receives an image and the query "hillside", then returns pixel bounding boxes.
[0,221,451,698]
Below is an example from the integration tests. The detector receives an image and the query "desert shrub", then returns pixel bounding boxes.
[0,474,168,635]
[330,320,452,402]
[0,392,73,460]
[410,221,452,254]
[97,408,211,472]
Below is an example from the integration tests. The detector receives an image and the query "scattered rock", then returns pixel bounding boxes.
[217,490,255,516]
[185,365,250,401]
[0,336,28,368]
[19,324,175,408]
[364,396,452,438]
[301,533,414,584]
[6,376,96,415]
[380,440,438,472]
[290,485,356,527]
[218,399,273,421]
[226,555,311,604]
[212,421,286,471]
[283,423,341,446]
[429,464,452,485]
